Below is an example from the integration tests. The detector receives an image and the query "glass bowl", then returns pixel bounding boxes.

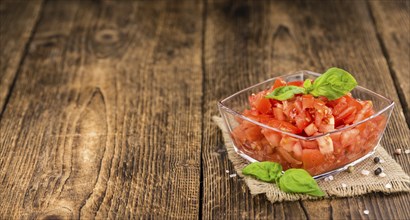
[217,70,394,179]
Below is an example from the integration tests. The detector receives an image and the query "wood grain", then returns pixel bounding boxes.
[1,0,409,219]
[368,0,410,127]
[202,0,410,219]
[0,0,43,114]
[0,0,202,219]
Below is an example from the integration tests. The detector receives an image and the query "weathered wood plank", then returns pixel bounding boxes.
[0,0,43,114]
[368,0,410,127]
[0,0,202,219]
[202,0,410,219]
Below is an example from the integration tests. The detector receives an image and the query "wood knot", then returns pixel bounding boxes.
[94,29,120,44]
[42,214,63,220]
[37,206,73,220]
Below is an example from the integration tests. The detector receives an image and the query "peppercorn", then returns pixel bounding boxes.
[373,157,380,163]
[374,167,382,176]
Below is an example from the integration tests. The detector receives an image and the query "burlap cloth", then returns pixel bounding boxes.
[213,116,410,202]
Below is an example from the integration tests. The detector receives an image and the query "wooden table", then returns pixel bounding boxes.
[1,0,409,219]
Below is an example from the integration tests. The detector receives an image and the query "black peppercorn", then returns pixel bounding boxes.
[374,167,382,176]
[374,157,380,164]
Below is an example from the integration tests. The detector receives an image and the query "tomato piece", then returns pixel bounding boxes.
[280,136,298,151]
[345,94,362,111]
[342,111,357,125]
[354,101,373,123]
[335,106,356,121]
[316,135,334,154]
[283,101,296,120]
[261,128,281,147]
[294,99,303,113]
[273,107,286,121]
[277,147,302,165]
[279,136,303,160]
[317,96,329,103]
[302,94,315,109]
[301,140,319,149]
[314,111,324,127]
[318,123,334,133]
[340,128,360,147]
[302,149,325,170]
[313,99,328,127]
[249,93,272,114]
[271,78,287,90]
[266,119,301,134]
[244,124,264,142]
[304,123,318,136]
[332,97,347,115]
[287,81,304,87]
[295,110,311,130]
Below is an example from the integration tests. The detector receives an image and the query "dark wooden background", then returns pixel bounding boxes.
[0,0,409,219]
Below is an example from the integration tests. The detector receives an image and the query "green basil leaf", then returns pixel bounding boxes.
[242,162,283,183]
[265,86,306,101]
[310,67,357,100]
[278,169,325,197]
[303,79,313,93]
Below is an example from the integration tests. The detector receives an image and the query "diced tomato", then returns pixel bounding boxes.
[317,96,329,103]
[271,78,287,90]
[345,94,362,111]
[266,119,301,134]
[316,134,334,154]
[279,136,303,160]
[277,147,302,165]
[304,123,318,136]
[343,111,357,125]
[301,149,325,171]
[280,136,298,152]
[354,101,373,123]
[294,99,303,113]
[314,111,324,127]
[340,128,360,148]
[287,81,304,87]
[295,110,311,130]
[335,106,356,123]
[283,101,296,120]
[261,128,281,147]
[302,94,315,109]
[249,93,272,114]
[244,125,264,142]
[318,123,334,133]
[332,97,348,115]
[230,78,386,176]
[273,107,286,121]
[301,140,319,149]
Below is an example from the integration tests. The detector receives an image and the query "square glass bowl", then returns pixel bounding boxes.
[218,70,394,179]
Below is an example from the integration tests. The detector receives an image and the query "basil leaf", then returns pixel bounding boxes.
[303,79,313,93]
[310,67,357,100]
[242,162,283,183]
[278,169,325,197]
[265,86,306,101]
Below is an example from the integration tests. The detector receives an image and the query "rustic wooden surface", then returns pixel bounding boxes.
[0,0,409,219]
[0,0,42,114]
[369,0,410,127]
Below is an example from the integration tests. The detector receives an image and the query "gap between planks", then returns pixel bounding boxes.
[365,0,410,129]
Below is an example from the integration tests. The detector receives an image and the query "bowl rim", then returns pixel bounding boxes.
[218,70,395,141]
